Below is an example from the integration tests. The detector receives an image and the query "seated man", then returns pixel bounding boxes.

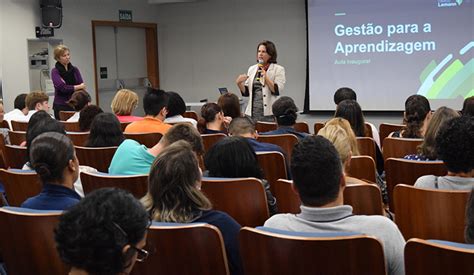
[264,136,405,275]
[109,123,204,175]
[415,116,474,190]
[4,93,29,128]
[124,87,172,134]
[260,96,309,139]
[23,91,51,121]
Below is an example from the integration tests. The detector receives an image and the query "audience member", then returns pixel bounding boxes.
[109,123,203,175]
[141,141,242,275]
[333,87,357,105]
[164,91,197,127]
[125,87,171,134]
[404,106,459,161]
[198,102,229,134]
[391,95,431,138]
[415,116,474,190]
[23,91,51,121]
[264,136,405,275]
[66,90,91,122]
[260,96,309,139]
[21,132,81,210]
[218,93,241,119]
[111,89,143,122]
[462,96,474,117]
[204,136,278,215]
[466,189,474,244]
[4,93,28,128]
[78,105,103,132]
[55,188,149,275]
[85,113,125,147]
[0,100,9,144]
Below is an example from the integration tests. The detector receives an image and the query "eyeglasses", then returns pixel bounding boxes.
[112,222,149,263]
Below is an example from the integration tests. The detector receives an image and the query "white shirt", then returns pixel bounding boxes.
[164,115,197,128]
[4,109,28,128]
[66,112,80,122]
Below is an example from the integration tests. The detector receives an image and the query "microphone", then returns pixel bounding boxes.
[256,59,264,82]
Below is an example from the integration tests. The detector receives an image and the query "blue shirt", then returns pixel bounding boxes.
[245,137,285,155]
[108,139,155,175]
[21,183,81,210]
[261,126,310,140]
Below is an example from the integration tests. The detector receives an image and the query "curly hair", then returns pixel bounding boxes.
[55,188,149,275]
[403,95,431,138]
[435,116,474,173]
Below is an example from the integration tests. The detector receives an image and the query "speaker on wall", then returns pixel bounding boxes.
[40,0,62,28]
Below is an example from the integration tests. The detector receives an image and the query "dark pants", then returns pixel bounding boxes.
[53,103,74,120]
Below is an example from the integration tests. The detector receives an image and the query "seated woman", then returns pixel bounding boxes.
[21,132,81,210]
[55,188,150,275]
[204,136,278,215]
[198,102,229,134]
[164,91,197,127]
[111,89,143,123]
[78,105,103,132]
[391,94,432,138]
[66,90,91,122]
[415,116,474,190]
[218,93,241,119]
[85,113,125,147]
[141,141,242,275]
[404,106,459,161]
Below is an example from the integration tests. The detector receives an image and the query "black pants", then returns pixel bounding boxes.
[53,103,74,120]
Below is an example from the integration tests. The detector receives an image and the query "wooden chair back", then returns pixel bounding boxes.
[66,132,90,146]
[356,137,376,161]
[404,238,474,275]
[385,158,447,210]
[74,146,118,173]
[0,169,41,206]
[3,145,27,169]
[80,171,148,199]
[11,120,29,131]
[313,122,325,134]
[0,120,10,130]
[124,132,162,148]
[364,123,373,138]
[257,134,298,161]
[274,179,300,214]
[344,183,384,215]
[131,223,229,275]
[255,121,277,133]
[60,121,81,132]
[256,151,287,194]
[382,137,423,160]
[201,133,226,155]
[120,121,131,132]
[0,207,67,274]
[379,123,404,145]
[201,177,269,226]
[8,130,26,145]
[347,156,376,183]
[0,134,7,168]
[59,111,76,121]
[294,121,310,134]
[183,110,199,121]
[394,184,469,242]
[239,227,386,275]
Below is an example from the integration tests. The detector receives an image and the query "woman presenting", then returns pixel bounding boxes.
[236,40,285,122]
[51,45,86,119]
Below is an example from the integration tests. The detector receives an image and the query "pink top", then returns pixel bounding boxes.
[116,115,144,123]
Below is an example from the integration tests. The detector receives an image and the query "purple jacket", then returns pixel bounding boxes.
[51,66,84,106]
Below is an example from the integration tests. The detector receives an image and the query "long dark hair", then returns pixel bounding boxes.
[403,95,431,138]
[334,100,365,137]
[257,40,277,64]
[86,113,125,147]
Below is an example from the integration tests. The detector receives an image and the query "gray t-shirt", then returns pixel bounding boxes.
[414,175,474,190]
[264,205,405,275]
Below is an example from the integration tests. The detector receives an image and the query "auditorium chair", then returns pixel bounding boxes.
[120,121,131,132]
[201,133,226,155]
[0,207,67,274]
[124,132,163,148]
[60,121,81,132]
[255,121,277,133]
[0,169,41,206]
[80,171,148,199]
[7,130,26,145]
[201,177,269,227]
[0,134,7,168]
[364,122,373,138]
[356,137,377,161]
[347,155,377,183]
[385,158,447,210]
[239,227,386,275]
[183,110,199,121]
[257,134,298,161]
[59,110,76,121]
[379,123,404,146]
[313,122,325,135]
[131,223,229,275]
[10,120,29,131]
[256,151,287,194]
[74,146,118,173]
[273,179,300,214]
[394,184,469,242]
[294,121,310,134]
[66,131,90,146]
[3,144,27,168]
[0,120,10,130]
[405,238,474,275]
[382,137,423,161]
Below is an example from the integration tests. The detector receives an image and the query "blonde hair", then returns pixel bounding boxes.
[323,118,359,156]
[111,89,139,116]
[53,45,70,61]
[25,91,49,110]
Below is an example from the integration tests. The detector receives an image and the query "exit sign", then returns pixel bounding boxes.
[119,10,132,22]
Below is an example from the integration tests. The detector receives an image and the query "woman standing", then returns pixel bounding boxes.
[51,45,86,119]
[236,40,285,122]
